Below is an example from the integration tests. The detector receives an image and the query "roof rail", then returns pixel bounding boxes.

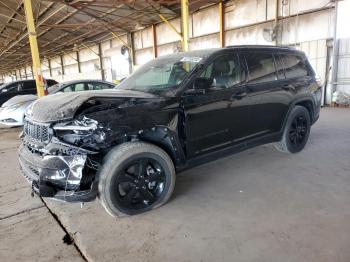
[225,45,295,50]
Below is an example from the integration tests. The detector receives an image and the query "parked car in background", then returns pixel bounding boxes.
[19,46,321,217]
[0,79,115,127]
[0,79,57,106]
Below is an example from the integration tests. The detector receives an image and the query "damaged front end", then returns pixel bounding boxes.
[19,117,102,202]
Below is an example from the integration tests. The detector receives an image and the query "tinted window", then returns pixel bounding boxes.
[5,83,20,92]
[245,52,277,84]
[201,55,241,88]
[274,54,285,79]
[62,84,74,92]
[74,83,86,91]
[46,79,57,86]
[281,54,308,78]
[23,81,36,90]
[92,82,113,90]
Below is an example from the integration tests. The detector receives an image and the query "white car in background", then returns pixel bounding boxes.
[0,79,115,127]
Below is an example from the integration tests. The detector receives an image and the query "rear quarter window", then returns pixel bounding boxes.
[47,80,57,86]
[281,54,309,78]
[245,52,277,84]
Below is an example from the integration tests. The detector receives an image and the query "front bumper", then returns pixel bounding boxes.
[0,106,26,126]
[19,144,98,202]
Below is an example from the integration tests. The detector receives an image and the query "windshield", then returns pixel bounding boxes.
[118,54,203,96]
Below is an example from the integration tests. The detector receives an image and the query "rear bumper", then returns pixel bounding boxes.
[19,144,98,202]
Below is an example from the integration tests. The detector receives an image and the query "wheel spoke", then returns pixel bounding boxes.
[140,188,155,203]
[135,159,147,177]
[123,187,137,203]
[149,172,165,183]
[118,173,135,184]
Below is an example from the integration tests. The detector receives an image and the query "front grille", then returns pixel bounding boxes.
[23,119,51,143]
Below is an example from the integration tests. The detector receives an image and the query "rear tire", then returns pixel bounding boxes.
[275,105,311,153]
[98,142,176,217]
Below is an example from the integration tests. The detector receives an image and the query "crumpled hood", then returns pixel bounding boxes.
[2,94,37,107]
[26,89,158,123]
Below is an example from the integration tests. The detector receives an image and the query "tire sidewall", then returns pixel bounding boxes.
[284,106,311,153]
[98,142,176,217]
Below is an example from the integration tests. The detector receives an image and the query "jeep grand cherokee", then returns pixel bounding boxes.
[19,46,321,216]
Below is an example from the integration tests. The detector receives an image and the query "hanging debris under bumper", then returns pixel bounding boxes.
[19,144,98,202]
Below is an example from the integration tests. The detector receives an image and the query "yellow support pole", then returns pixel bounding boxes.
[219,1,225,48]
[181,0,189,52]
[23,0,45,97]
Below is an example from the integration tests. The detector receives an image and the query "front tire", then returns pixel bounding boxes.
[98,142,176,217]
[275,105,311,153]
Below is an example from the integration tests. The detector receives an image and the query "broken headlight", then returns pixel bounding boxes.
[53,116,106,147]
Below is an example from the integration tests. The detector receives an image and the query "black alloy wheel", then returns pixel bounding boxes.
[98,142,176,217]
[288,114,308,148]
[114,158,166,210]
[275,105,311,153]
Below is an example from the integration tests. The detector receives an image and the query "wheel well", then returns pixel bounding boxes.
[137,127,186,167]
[295,100,313,120]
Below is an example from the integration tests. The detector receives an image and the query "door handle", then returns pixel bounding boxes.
[231,91,247,100]
[282,84,295,91]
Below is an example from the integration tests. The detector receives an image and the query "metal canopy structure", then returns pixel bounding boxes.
[0,0,217,75]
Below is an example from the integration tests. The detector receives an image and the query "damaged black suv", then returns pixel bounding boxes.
[19,46,321,216]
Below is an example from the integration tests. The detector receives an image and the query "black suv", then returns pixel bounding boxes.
[0,79,57,106]
[19,46,321,216]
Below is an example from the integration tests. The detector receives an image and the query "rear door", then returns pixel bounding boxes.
[22,81,37,95]
[243,51,291,137]
[279,52,312,94]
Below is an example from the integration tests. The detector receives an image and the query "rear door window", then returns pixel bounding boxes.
[23,81,36,90]
[74,83,86,91]
[245,52,277,84]
[281,54,308,78]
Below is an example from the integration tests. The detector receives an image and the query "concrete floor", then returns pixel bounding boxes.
[1,107,350,262]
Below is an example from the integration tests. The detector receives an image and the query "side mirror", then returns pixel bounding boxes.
[194,77,213,90]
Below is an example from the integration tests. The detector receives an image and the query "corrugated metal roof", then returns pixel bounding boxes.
[0,0,218,75]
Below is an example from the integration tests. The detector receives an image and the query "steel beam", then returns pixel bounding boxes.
[60,55,64,76]
[127,32,135,73]
[23,0,45,97]
[48,59,52,77]
[76,51,81,73]
[98,43,105,80]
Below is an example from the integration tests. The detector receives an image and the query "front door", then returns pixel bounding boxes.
[183,53,249,158]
